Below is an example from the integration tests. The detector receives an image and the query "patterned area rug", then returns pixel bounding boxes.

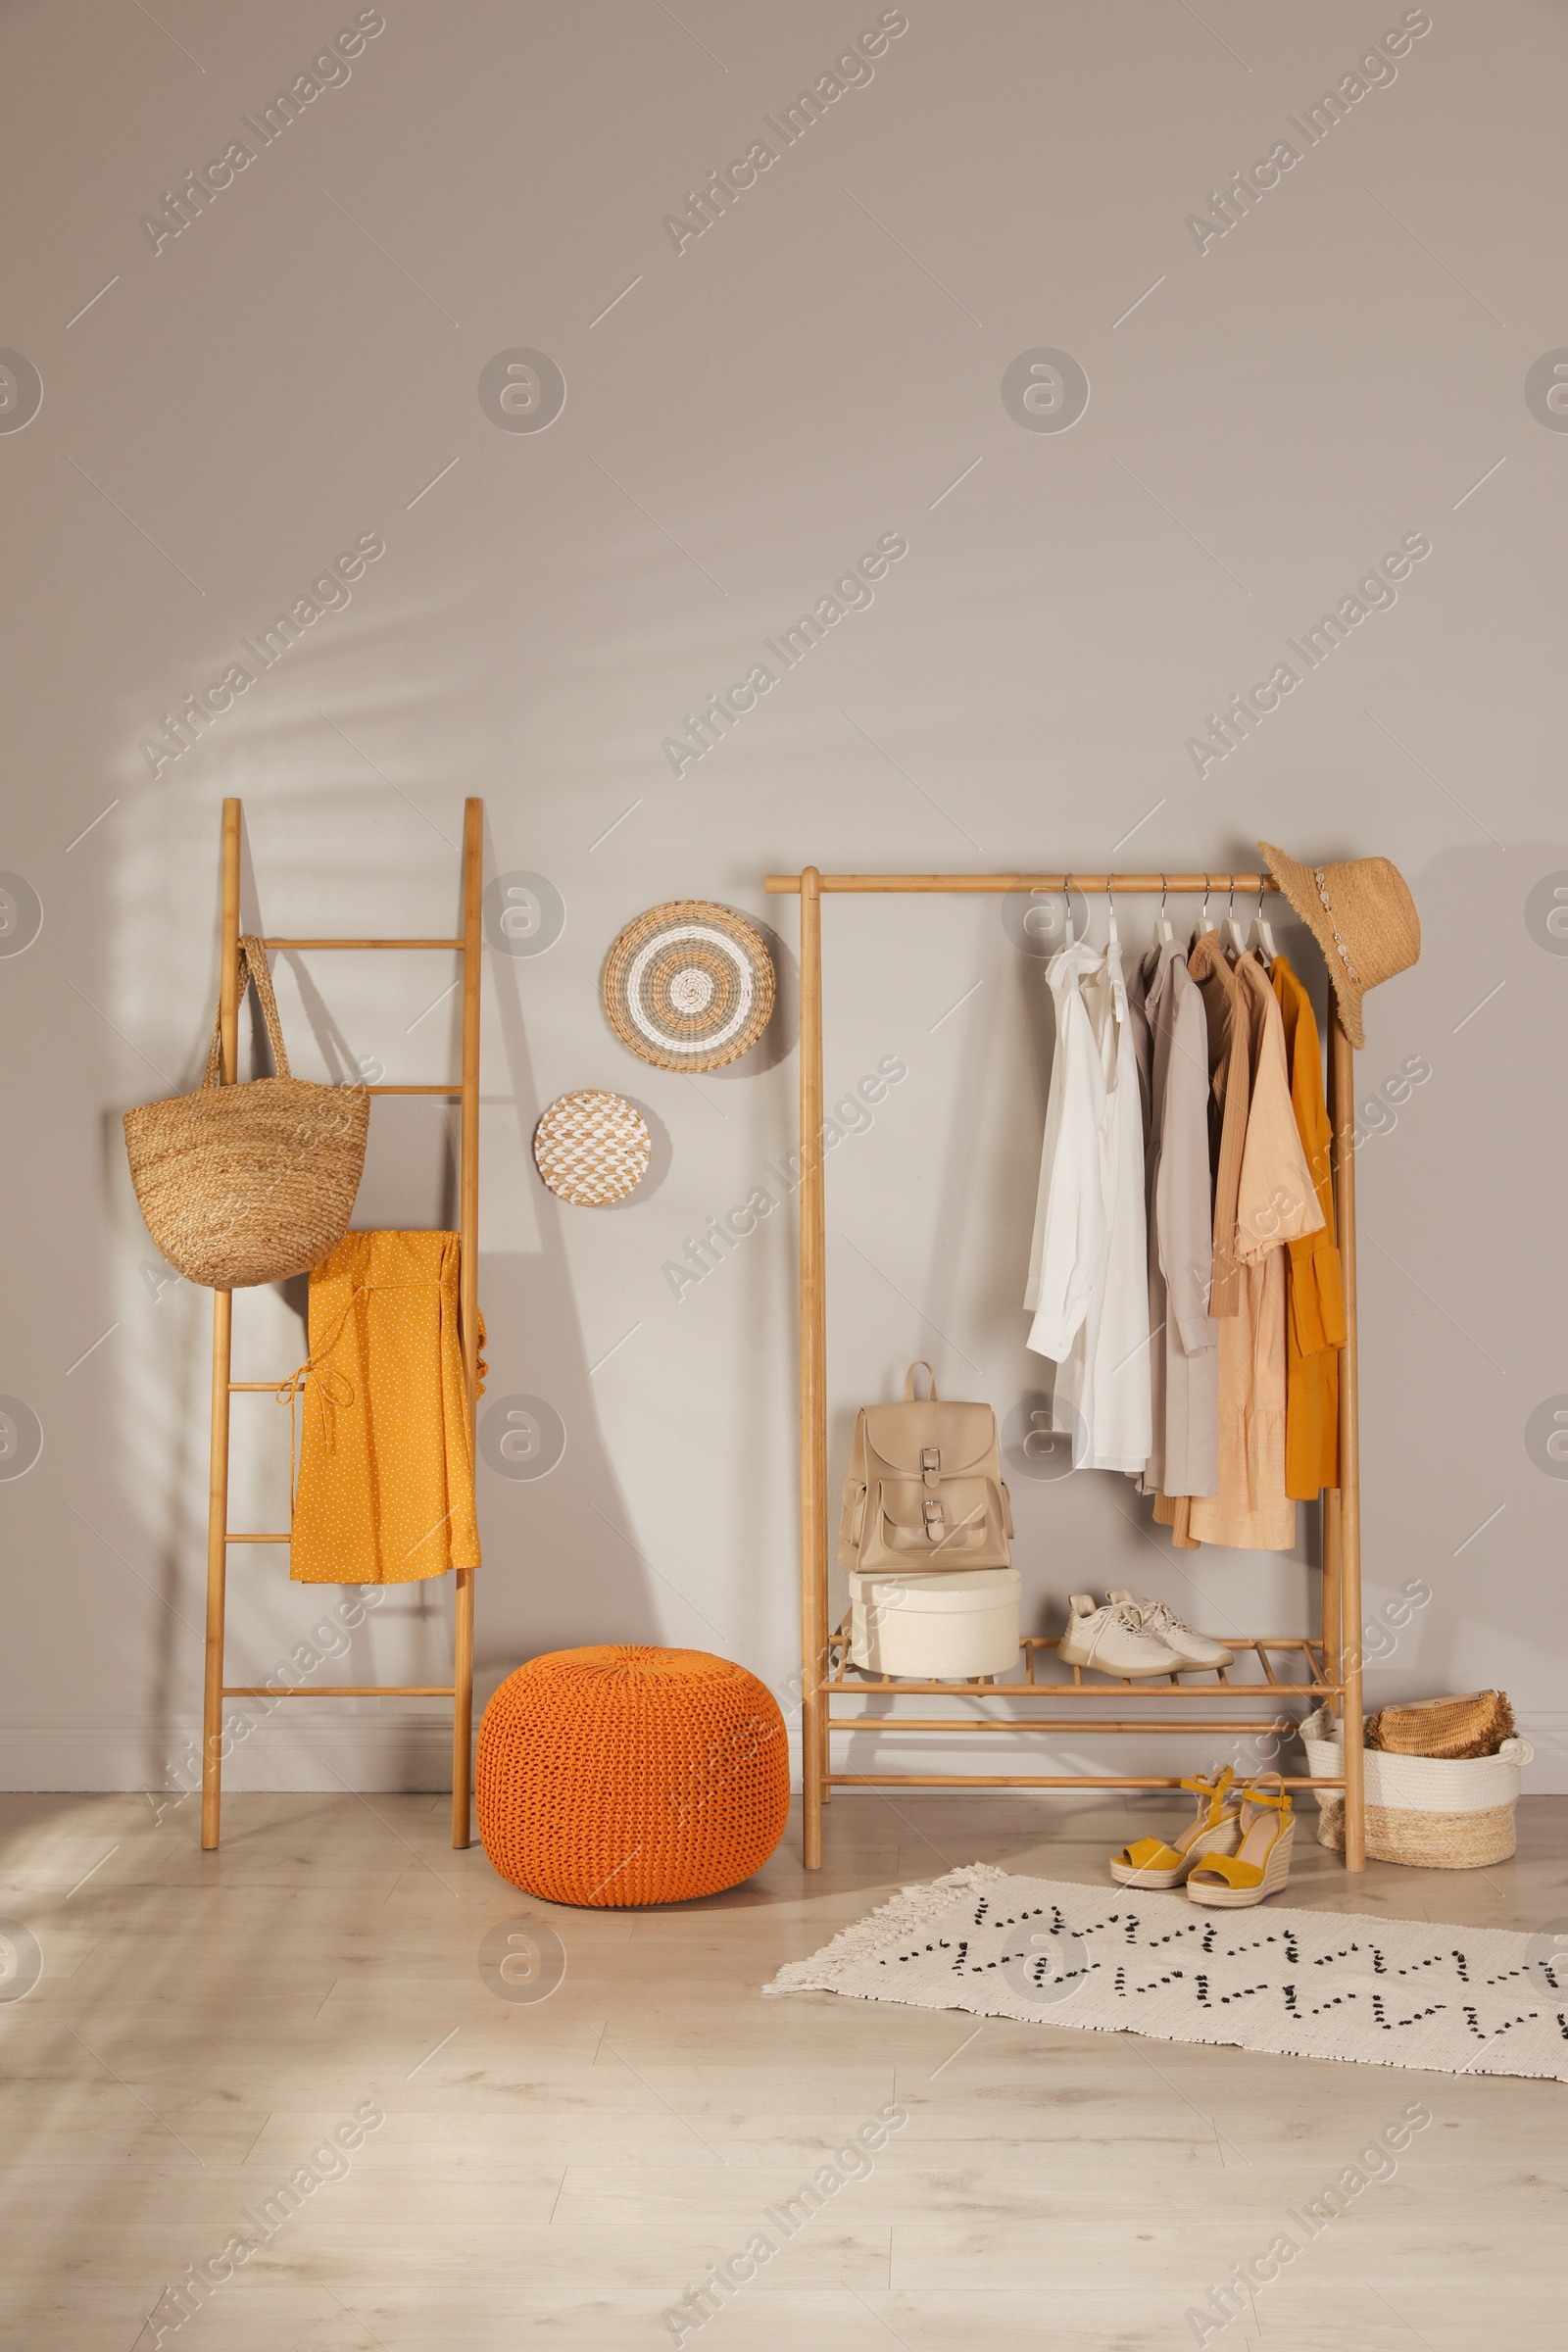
[766,1864,1568,2082]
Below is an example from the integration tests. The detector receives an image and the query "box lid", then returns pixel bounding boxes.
[849,1567,1020,1610]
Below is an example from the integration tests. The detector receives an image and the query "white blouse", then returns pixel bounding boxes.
[1025,922,1152,1472]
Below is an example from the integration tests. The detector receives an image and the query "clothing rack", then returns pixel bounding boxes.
[200,797,484,1851]
[763,868,1366,1873]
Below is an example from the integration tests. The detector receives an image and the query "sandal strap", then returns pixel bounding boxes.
[1180,1765,1236,1825]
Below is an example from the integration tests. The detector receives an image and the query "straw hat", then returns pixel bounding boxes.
[1257,843,1419,1050]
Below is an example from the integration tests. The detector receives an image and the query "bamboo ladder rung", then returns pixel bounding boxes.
[223,1686,456,1698]
[259,936,466,950]
[201,801,485,1854]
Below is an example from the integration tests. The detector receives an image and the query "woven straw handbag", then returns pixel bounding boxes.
[1365,1690,1514,1759]
[123,936,369,1289]
[838,1362,1013,1574]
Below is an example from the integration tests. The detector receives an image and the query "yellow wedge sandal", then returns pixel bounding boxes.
[1109,1766,1240,1887]
[1185,1774,1295,1908]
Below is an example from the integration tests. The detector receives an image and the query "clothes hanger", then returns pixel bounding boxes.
[1061,872,1075,946]
[1249,873,1278,967]
[1142,873,1173,982]
[1193,874,1216,942]
[1221,877,1249,961]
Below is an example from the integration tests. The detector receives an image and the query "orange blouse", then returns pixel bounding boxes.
[1270,956,1345,1498]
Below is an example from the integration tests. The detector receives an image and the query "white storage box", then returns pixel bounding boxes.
[849,1568,1020,1679]
[1300,1706,1534,1868]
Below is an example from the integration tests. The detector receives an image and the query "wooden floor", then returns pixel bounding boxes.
[1,1789,1563,2349]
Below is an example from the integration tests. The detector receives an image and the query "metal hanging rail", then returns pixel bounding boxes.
[763,866,1366,1872]
[200,797,484,1851]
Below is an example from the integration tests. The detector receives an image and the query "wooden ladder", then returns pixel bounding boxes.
[200,796,483,1851]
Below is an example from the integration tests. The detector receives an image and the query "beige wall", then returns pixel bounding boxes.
[2,0,1563,1795]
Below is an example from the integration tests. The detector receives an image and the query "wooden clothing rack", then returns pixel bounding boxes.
[200,796,484,1851]
[764,868,1367,1874]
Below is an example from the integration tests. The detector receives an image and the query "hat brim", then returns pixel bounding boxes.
[1258,842,1366,1049]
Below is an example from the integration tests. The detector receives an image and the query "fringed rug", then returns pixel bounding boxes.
[765,1864,1568,2082]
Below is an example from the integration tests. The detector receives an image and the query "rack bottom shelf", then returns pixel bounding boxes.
[828,1773,1345,1790]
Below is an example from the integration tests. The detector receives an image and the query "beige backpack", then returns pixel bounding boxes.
[838,1363,1014,1574]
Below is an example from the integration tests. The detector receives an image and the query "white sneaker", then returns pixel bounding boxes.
[1058,1592,1182,1679]
[1107,1590,1234,1670]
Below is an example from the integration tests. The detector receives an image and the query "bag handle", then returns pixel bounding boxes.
[202,936,291,1088]
[903,1360,939,1401]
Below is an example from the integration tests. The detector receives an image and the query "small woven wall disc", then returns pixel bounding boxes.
[533,1091,652,1206]
[603,900,775,1072]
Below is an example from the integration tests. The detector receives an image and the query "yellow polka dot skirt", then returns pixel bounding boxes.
[287,1230,484,1585]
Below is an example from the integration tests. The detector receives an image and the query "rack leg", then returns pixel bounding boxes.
[453,796,483,1849]
[1330,1013,1365,1872]
[1322,1489,1343,1695]
[799,868,827,1867]
[201,799,243,1851]
[452,1567,473,1847]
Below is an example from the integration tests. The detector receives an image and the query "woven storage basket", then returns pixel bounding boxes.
[1301,1706,1533,1868]
[123,936,368,1289]
[477,1645,790,1906]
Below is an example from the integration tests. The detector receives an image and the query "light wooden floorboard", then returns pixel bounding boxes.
[0,1790,1562,2349]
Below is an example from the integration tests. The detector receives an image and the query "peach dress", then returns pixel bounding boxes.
[1187,958,1322,1551]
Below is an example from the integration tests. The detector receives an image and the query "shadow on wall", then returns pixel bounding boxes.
[712,917,799,1079]
[472,810,665,1689]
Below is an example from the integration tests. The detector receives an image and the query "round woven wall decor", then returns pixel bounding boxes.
[603,900,775,1072]
[533,1091,652,1206]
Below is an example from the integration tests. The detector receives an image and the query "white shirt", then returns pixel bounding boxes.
[1025,921,1152,1472]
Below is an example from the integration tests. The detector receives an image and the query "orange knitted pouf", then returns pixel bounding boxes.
[476,1645,790,1907]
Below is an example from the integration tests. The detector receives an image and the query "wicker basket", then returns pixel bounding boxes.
[1301,1706,1533,1868]
[123,937,368,1289]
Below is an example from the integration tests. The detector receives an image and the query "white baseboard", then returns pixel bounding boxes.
[0,1720,456,1795]
[3,1714,1565,1795]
